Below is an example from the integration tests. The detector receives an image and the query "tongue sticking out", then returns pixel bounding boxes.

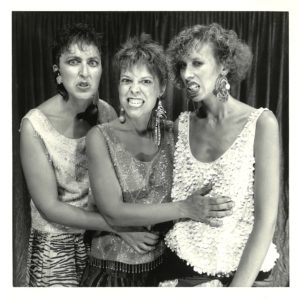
[187,83,200,97]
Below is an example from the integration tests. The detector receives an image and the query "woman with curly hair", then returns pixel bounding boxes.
[160,23,280,287]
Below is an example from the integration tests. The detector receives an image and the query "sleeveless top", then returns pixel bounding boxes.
[165,108,279,276]
[21,109,88,234]
[21,99,116,235]
[88,122,174,268]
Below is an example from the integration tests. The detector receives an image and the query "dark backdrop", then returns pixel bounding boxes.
[12,11,289,286]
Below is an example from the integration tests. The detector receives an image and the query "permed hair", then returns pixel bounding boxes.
[167,23,253,88]
[52,23,103,100]
[113,33,168,89]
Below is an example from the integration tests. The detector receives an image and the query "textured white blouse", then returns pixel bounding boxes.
[165,108,279,276]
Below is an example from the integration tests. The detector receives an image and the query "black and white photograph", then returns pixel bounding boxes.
[4,0,297,296]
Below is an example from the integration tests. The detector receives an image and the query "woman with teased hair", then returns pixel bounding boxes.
[160,23,280,287]
[80,33,233,287]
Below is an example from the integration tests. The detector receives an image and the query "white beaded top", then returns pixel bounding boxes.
[165,108,279,276]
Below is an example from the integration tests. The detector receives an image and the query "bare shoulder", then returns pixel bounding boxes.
[86,125,103,142]
[256,109,279,132]
[37,95,60,116]
[98,99,117,123]
[20,117,35,135]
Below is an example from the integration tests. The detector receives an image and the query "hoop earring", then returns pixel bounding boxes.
[119,107,126,123]
[56,74,63,85]
[213,73,230,102]
[154,99,167,147]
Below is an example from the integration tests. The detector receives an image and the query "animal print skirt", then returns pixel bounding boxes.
[26,229,88,287]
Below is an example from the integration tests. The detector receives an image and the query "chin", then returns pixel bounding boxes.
[189,95,204,103]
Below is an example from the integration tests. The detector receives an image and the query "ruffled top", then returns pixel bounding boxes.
[89,121,174,265]
[21,108,89,234]
[165,108,279,276]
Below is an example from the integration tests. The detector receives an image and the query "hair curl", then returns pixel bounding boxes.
[113,33,168,89]
[52,23,103,100]
[166,23,253,88]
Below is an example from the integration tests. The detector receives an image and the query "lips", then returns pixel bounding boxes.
[127,98,144,108]
[77,82,90,89]
[186,81,200,97]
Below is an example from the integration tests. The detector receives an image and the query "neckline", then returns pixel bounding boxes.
[101,124,161,164]
[186,109,260,164]
[34,108,86,142]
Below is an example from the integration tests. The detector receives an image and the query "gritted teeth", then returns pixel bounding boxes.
[128,98,144,107]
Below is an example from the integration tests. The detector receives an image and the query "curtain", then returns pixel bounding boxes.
[12,11,289,286]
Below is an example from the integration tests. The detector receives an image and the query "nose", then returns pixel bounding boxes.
[181,64,194,81]
[130,81,140,94]
[79,62,89,77]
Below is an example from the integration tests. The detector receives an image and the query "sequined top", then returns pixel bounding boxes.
[165,108,279,276]
[89,121,174,265]
[21,109,88,234]
[21,100,116,235]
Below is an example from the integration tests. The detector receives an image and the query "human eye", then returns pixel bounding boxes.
[67,58,80,66]
[120,77,132,84]
[141,79,153,85]
[193,60,203,67]
[88,59,100,67]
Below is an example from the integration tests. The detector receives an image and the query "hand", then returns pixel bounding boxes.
[118,231,159,254]
[183,184,234,226]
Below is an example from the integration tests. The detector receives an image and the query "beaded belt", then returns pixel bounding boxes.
[88,255,163,274]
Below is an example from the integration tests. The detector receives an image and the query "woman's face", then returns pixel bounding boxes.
[179,41,223,102]
[118,63,164,121]
[55,42,102,102]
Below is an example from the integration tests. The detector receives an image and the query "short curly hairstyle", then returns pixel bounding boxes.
[113,33,168,88]
[167,23,253,88]
[52,23,103,100]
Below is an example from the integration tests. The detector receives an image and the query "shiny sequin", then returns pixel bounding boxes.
[89,122,175,267]
[21,109,89,234]
[165,109,279,276]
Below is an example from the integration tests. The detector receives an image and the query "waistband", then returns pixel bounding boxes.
[88,255,163,274]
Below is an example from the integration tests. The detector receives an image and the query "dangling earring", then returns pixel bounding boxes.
[154,99,167,147]
[119,107,126,123]
[56,74,62,85]
[213,73,230,102]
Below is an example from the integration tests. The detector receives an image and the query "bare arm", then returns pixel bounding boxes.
[20,118,119,232]
[86,126,221,227]
[229,110,280,287]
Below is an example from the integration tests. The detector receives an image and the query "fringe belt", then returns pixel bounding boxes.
[88,255,163,274]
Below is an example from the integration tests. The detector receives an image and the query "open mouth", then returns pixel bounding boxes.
[186,82,200,97]
[77,82,90,89]
[127,98,144,108]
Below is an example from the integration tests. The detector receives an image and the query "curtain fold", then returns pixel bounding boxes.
[12,11,289,286]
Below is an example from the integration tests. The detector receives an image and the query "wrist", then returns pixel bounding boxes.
[176,201,188,219]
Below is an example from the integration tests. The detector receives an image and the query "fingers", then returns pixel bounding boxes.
[138,243,156,253]
[194,183,212,196]
[209,196,232,205]
[208,210,233,218]
[144,232,160,241]
[209,201,234,211]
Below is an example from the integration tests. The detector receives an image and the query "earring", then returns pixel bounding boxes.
[119,107,126,123]
[56,74,62,85]
[154,99,167,147]
[213,73,230,102]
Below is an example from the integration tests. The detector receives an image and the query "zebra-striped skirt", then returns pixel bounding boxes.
[26,229,88,287]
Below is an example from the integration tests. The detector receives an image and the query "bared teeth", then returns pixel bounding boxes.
[187,83,200,91]
[128,98,144,107]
